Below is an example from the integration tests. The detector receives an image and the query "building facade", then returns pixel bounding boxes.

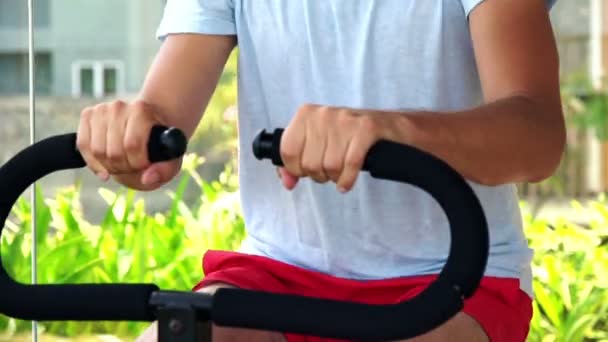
[0,0,164,97]
[0,0,595,96]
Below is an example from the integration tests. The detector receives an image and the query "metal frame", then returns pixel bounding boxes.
[151,292,215,342]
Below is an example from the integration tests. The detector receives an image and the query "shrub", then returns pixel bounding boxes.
[0,154,244,338]
[1,159,607,341]
[524,198,608,341]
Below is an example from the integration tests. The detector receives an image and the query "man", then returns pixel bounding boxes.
[77,0,564,340]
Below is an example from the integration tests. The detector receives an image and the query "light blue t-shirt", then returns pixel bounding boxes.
[157,0,557,297]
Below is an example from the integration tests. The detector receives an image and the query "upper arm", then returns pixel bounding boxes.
[139,0,237,137]
[467,0,561,111]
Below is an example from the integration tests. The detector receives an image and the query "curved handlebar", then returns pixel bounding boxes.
[0,126,489,341]
[237,128,490,339]
[0,126,186,321]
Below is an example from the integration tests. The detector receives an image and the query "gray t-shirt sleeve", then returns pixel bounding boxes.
[156,0,236,40]
[462,0,558,17]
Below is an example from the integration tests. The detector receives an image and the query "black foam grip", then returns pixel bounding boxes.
[212,279,462,341]
[363,140,488,297]
[0,268,159,321]
[253,128,488,297]
[249,128,489,339]
[0,127,184,321]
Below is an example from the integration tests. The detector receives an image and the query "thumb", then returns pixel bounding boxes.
[141,160,180,186]
[277,167,299,190]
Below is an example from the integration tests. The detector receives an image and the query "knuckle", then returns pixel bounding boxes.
[76,136,88,150]
[312,174,328,183]
[336,110,357,127]
[94,102,107,113]
[301,159,321,174]
[300,161,312,173]
[111,99,126,111]
[296,103,320,119]
[91,146,106,159]
[318,106,334,119]
[323,159,342,174]
[280,143,298,160]
[106,149,123,162]
[131,99,148,114]
[344,155,362,169]
[336,108,350,117]
[299,103,318,112]
[123,136,141,152]
[76,138,88,153]
[80,107,92,120]
[359,115,380,133]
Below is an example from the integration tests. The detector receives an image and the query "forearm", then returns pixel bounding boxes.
[389,96,566,186]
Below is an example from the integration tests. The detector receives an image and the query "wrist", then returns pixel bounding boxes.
[378,111,422,148]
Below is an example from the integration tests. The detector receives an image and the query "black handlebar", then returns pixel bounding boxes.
[0,126,489,341]
[0,126,186,321]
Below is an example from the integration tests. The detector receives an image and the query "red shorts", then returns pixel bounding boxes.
[194,250,533,342]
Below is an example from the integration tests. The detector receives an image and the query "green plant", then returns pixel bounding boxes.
[3,156,608,340]
[561,73,608,142]
[190,49,240,181]
[0,153,244,339]
[523,198,608,342]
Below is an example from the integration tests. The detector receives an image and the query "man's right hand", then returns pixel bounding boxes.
[76,99,182,191]
[75,33,236,191]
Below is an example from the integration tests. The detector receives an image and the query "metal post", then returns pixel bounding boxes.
[588,0,604,193]
[26,0,38,341]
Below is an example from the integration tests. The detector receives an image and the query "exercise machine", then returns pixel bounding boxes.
[0,126,488,341]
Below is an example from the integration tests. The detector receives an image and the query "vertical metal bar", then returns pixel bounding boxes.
[590,0,603,89]
[27,0,39,341]
[587,0,603,192]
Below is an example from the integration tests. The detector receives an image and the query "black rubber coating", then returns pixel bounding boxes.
[148,126,188,163]
[212,279,462,341]
[0,126,185,321]
[248,128,490,339]
[0,125,488,341]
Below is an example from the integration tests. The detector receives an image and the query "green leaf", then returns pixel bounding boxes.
[57,258,105,284]
[533,281,563,330]
[34,185,52,243]
[37,235,87,268]
[167,173,191,228]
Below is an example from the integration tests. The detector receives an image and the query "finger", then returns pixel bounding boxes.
[77,108,109,180]
[336,133,375,192]
[301,119,329,183]
[322,129,349,183]
[85,106,113,179]
[277,167,299,190]
[280,112,308,178]
[124,101,155,171]
[141,160,180,187]
[106,102,132,174]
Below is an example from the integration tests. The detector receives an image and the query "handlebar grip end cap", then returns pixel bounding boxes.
[160,127,187,159]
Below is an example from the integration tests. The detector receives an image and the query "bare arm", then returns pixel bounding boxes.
[389,0,565,186]
[138,34,237,138]
[77,34,237,190]
[277,0,566,191]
